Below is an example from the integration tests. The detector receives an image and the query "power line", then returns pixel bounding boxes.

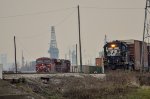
[0,7,75,19]
[17,9,76,39]
[55,8,76,27]
[18,32,49,39]
[81,6,144,10]
[0,6,143,19]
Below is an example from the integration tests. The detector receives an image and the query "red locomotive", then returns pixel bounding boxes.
[36,57,70,73]
[36,57,52,72]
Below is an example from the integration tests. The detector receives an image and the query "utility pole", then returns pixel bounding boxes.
[78,5,83,73]
[14,35,17,73]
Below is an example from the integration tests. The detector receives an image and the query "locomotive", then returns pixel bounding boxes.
[36,57,70,73]
[36,57,52,72]
[103,40,134,70]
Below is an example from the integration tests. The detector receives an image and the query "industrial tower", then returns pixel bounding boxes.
[143,0,150,44]
[141,0,150,71]
[48,26,59,59]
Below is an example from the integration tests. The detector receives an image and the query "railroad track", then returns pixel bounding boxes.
[3,73,106,79]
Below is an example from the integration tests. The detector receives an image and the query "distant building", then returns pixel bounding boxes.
[0,54,7,70]
[0,64,2,79]
[48,26,59,59]
[29,61,36,71]
[20,61,36,72]
[71,50,76,65]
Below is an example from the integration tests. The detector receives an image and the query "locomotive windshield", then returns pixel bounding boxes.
[36,60,43,64]
[43,59,51,63]
[36,58,51,64]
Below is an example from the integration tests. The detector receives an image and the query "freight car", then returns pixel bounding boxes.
[36,57,70,73]
[104,40,149,70]
[53,59,70,72]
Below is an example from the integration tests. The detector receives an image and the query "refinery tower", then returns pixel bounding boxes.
[48,26,59,59]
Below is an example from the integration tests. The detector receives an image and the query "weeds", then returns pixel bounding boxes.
[5,71,150,99]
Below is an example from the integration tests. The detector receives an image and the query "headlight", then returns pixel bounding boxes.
[111,44,116,48]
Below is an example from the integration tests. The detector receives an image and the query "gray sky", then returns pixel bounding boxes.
[0,0,146,65]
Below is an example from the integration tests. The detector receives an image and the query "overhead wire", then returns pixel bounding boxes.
[2,5,147,48]
[54,8,76,27]
[18,32,49,39]
[0,6,144,19]
[0,7,76,19]
[81,6,144,10]
[18,8,76,39]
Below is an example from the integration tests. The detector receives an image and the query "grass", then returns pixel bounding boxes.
[127,88,150,99]
[2,71,150,99]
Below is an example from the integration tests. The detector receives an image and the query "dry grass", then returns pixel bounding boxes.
[3,71,150,99]
[62,71,138,99]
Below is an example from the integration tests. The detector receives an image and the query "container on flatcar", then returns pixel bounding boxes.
[95,58,103,66]
[82,65,102,74]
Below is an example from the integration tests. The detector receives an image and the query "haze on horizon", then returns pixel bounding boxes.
[0,0,146,65]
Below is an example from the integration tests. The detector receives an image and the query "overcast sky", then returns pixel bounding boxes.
[0,0,146,65]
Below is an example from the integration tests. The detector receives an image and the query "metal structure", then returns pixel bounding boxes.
[141,0,150,71]
[48,26,59,59]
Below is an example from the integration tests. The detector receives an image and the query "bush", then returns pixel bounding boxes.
[137,73,150,86]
